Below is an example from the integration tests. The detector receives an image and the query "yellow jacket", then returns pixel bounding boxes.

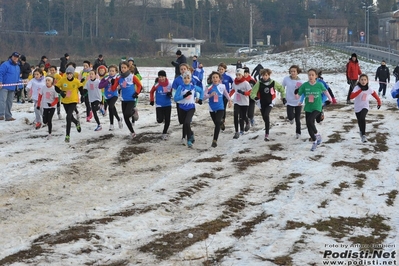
[56,77,82,104]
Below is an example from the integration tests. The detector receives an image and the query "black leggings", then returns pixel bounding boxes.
[210,110,224,141]
[247,98,255,120]
[222,97,228,121]
[378,82,387,96]
[83,95,91,117]
[42,108,55,134]
[355,108,368,136]
[156,106,172,134]
[261,105,273,134]
[106,96,120,125]
[180,108,195,140]
[91,100,101,125]
[287,105,302,134]
[122,101,136,133]
[347,80,357,101]
[63,103,79,136]
[305,110,321,141]
[234,104,249,132]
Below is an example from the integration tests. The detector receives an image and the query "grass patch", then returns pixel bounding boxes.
[332,182,350,196]
[353,173,367,188]
[232,212,271,238]
[117,146,148,164]
[317,181,330,187]
[195,155,223,163]
[319,200,328,208]
[385,190,398,206]
[232,154,286,171]
[269,143,284,151]
[368,132,388,152]
[325,132,342,144]
[332,158,379,171]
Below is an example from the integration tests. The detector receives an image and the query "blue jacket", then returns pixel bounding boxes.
[222,72,234,93]
[174,83,204,111]
[207,84,226,112]
[0,58,21,91]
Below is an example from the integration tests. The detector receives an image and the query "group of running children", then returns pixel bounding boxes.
[28,60,384,151]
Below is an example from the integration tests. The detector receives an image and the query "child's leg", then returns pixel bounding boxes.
[46,108,55,134]
[183,108,195,141]
[212,110,224,141]
[305,110,320,141]
[33,100,42,123]
[163,106,172,134]
[355,109,368,135]
[91,101,101,125]
[294,106,302,135]
[240,106,249,131]
[261,105,273,134]
[233,104,239,132]
[122,101,135,133]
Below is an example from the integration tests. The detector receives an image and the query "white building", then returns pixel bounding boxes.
[155,37,206,57]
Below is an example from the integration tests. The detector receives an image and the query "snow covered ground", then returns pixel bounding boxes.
[0,47,398,265]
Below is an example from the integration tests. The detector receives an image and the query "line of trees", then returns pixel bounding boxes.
[0,0,397,58]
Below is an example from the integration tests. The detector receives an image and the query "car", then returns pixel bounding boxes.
[44,30,58,36]
[236,47,257,55]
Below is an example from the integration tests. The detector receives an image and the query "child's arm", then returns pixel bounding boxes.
[274,81,286,98]
[350,89,362,100]
[133,75,142,94]
[371,91,382,107]
[323,89,332,102]
[250,82,260,100]
[37,93,42,108]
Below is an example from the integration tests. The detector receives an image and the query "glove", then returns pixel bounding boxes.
[47,103,52,107]
[197,99,203,105]
[60,91,66,98]
[282,98,287,105]
[80,78,85,83]
[36,105,40,110]
[183,91,192,98]
[132,92,138,98]
[166,91,172,98]
[254,97,259,101]
[150,101,154,106]
[377,105,381,109]
[237,90,245,95]
[324,100,331,105]
[294,88,299,95]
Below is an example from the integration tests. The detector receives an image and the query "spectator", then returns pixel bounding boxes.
[346,53,362,104]
[171,50,187,78]
[59,53,69,75]
[393,63,399,82]
[93,54,107,71]
[18,55,31,103]
[192,55,199,69]
[0,52,21,121]
[375,60,390,98]
[39,55,50,72]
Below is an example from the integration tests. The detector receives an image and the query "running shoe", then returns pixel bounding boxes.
[94,125,102,131]
[76,122,81,133]
[65,135,70,143]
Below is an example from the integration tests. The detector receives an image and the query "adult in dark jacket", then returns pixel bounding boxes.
[346,53,362,104]
[393,64,399,82]
[171,50,187,78]
[18,55,31,103]
[93,54,107,70]
[251,63,264,81]
[375,60,390,98]
[59,53,69,75]
[0,52,21,121]
[39,55,49,71]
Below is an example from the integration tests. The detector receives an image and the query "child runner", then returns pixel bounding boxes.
[26,69,45,129]
[282,65,303,139]
[230,68,252,139]
[37,76,58,139]
[217,62,234,131]
[55,65,83,143]
[84,69,103,131]
[99,64,123,131]
[350,74,382,143]
[243,67,257,126]
[250,68,286,141]
[295,68,332,151]
[203,71,232,147]
[96,65,108,116]
[111,61,142,138]
[79,60,93,122]
[47,65,63,119]
[173,71,204,147]
[149,70,173,140]
[171,63,190,125]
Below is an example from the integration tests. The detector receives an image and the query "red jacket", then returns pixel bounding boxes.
[346,60,362,80]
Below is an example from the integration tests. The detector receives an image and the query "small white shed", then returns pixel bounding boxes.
[155,37,206,57]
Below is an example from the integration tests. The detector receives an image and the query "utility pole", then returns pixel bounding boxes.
[249,3,253,49]
[209,10,212,43]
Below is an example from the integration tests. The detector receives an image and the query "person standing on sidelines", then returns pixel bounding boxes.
[350,74,381,143]
[149,70,173,140]
[171,50,187,79]
[375,60,390,99]
[93,54,107,71]
[59,53,69,76]
[346,53,362,104]
[18,55,31,103]
[0,52,21,121]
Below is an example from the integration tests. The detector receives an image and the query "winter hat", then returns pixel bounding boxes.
[128,57,134,62]
[97,65,107,73]
[176,50,182,56]
[351,53,357,58]
[11,52,20,57]
[20,55,26,61]
[66,66,75,73]
[64,53,69,57]
[158,70,167,77]
[236,68,245,76]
